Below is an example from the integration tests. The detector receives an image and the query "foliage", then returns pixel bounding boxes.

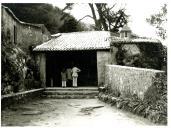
[144,75,167,124]
[160,45,167,72]
[2,3,85,34]
[86,3,128,32]
[114,43,164,70]
[62,3,74,11]
[77,22,95,31]
[59,16,78,32]
[1,27,41,94]
[94,3,128,32]
[1,28,26,94]
[146,4,167,40]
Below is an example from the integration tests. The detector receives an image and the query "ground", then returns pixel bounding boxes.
[2,98,155,127]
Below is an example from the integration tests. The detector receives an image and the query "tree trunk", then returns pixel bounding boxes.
[95,4,108,31]
[88,3,101,30]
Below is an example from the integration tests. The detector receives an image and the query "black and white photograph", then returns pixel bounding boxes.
[1,0,168,127]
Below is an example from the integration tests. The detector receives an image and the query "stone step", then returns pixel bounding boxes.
[45,87,98,91]
[42,94,98,99]
[43,87,99,99]
[44,90,98,95]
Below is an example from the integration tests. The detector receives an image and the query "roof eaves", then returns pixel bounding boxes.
[109,36,161,44]
[33,47,110,52]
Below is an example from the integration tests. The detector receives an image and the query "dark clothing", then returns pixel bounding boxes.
[67,79,72,87]
[61,71,67,81]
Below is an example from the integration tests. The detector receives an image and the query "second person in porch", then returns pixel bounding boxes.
[71,66,81,87]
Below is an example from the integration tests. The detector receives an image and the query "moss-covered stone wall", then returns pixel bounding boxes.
[105,65,165,99]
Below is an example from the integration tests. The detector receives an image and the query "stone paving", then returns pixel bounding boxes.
[1,98,155,127]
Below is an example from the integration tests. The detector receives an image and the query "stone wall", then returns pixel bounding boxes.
[105,65,165,99]
[97,51,111,86]
[17,25,45,52]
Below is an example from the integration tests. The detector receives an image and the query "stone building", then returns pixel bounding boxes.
[33,31,113,87]
[33,26,163,88]
[1,5,50,52]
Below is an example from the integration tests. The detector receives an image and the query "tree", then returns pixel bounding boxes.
[146,4,167,40]
[75,3,128,32]
[59,15,78,32]
[146,4,167,72]
[62,3,74,11]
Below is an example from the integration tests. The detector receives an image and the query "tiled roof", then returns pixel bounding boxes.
[33,31,112,51]
[33,31,161,52]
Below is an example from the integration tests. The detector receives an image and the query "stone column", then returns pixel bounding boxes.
[39,53,46,88]
[110,46,118,64]
[97,51,111,86]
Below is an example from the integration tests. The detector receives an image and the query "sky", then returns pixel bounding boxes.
[51,0,167,42]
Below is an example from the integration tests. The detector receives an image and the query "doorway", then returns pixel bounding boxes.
[46,51,98,87]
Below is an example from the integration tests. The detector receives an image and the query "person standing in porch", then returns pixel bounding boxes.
[71,66,81,87]
[61,68,67,88]
[66,67,72,87]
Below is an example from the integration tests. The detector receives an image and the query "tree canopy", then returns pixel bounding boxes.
[89,3,128,32]
[146,4,167,40]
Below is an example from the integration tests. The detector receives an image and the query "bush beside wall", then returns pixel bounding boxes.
[111,43,164,70]
[98,82,167,125]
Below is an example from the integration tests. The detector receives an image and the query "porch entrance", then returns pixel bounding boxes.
[46,51,97,87]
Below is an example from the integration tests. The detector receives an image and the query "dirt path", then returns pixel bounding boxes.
[2,98,155,127]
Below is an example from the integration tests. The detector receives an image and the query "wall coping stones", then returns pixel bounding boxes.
[1,88,45,99]
[106,64,165,73]
[1,88,45,109]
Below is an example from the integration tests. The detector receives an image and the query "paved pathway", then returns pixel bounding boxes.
[2,98,155,127]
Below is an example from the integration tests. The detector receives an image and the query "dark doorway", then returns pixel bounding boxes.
[46,51,97,87]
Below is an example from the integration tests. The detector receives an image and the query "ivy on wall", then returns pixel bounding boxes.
[1,28,26,94]
[112,43,165,70]
[1,28,41,95]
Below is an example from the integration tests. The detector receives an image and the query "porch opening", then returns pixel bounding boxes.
[46,51,97,87]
